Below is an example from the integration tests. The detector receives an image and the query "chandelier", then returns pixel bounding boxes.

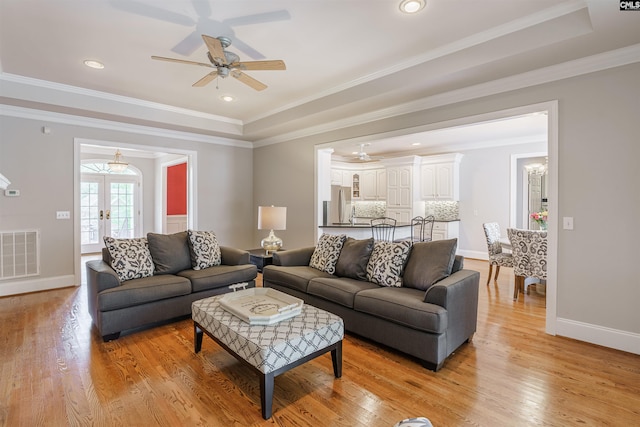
[108,150,129,172]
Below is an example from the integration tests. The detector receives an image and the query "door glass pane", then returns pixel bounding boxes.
[110,182,135,238]
[80,182,100,245]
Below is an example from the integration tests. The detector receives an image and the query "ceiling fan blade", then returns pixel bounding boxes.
[202,35,227,64]
[231,71,267,91]
[192,71,218,87]
[151,56,213,68]
[223,10,291,26]
[171,31,203,56]
[233,60,286,71]
[109,0,195,26]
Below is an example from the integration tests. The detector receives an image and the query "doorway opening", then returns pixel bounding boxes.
[80,162,142,253]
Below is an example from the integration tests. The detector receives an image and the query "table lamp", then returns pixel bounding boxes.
[258,206,287,254]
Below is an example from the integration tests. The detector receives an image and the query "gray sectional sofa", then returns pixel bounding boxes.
[86,231,257,341]
[262,237,479,371]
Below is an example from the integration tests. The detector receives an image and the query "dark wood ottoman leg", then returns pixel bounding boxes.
[194,323,203,353]
[331,341,343,378]
[260,372,275,419]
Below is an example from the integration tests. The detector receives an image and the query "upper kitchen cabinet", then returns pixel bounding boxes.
[420,153,463,201]
[361,168,386,200]
[382,156,422,219]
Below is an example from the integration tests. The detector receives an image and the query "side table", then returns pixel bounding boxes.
[247,248,283,272]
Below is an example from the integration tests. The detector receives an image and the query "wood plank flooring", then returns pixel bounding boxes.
[1,258,639,426]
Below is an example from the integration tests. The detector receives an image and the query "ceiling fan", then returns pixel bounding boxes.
[152,35,286,91]
[353,144,383,162]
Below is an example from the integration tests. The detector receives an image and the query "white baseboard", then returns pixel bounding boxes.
[457,249,488,261]
[0,275,77,297]
[556,317,640,356]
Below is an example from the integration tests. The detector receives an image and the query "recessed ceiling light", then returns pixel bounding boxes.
[412,142,421,146]
[220,95,235,102]
[399,0,426,14]
[83,60,104,69]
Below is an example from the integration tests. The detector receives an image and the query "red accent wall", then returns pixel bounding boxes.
[167,162,187,215]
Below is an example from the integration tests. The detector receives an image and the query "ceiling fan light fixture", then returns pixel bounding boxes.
[83,59,104,69]
[399,0,426,14]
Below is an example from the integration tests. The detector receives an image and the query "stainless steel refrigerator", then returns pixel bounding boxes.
[327,185,352,224]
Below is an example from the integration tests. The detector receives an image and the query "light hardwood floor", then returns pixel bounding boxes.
[1,258,638,426]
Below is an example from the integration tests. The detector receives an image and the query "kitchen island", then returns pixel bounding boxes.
[318,219,460,241]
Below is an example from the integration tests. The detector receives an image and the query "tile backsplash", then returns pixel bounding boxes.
[353,201,387,218]
[425,201,459,221]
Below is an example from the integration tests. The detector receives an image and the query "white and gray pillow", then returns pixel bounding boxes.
[103,236,155,282]
[187,230,222,270]
[366,240,412,287]
[309,233,347,274]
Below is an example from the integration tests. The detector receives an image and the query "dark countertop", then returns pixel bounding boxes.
[319,219,460,228]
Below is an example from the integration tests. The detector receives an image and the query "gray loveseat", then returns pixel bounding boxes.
[262,237,479,371]
[86,231,257,341]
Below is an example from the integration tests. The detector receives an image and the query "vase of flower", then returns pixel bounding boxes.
[530,211,548,230]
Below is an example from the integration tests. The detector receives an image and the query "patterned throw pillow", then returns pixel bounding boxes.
[366,240,412,287]
[103,236,155,283]
[187,230,221,270]
[309,233,347,274]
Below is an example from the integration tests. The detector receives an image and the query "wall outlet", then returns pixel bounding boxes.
[563,216,574,230]
[56,211,71,220]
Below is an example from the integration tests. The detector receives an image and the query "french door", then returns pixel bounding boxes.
[81,174,140,253]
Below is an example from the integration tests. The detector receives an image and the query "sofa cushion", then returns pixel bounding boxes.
[335,237,374,280]
[103,236,155,282]
[98,274,191,311]
[262,265,334,293]
[187,230,221,270]
[309,233,347,274]
[354,287,447,334]
[177,264,257,293]
[366,240,412,287]
[403,239,458,291]
[147,231,191,275]
[308,277,379,308]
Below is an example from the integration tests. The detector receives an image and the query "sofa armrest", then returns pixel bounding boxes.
[273,247,315,266]
[424,269,480,352]
[86,260,120,323]
[220,246,250,265]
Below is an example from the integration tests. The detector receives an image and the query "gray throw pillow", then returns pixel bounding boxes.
[147,231,191,275]
[335,237,374,280]
[403,239,458,291]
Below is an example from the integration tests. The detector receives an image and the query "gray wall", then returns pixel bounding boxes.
[0,115,254,289]
[253,62,640,338]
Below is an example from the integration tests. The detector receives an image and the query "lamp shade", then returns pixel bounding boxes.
[258,206,287,230]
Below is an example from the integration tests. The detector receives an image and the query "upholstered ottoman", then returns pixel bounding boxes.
[192,295,344,419]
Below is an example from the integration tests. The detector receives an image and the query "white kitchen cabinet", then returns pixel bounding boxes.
[362,168,386,200]
[331,168,353,187]
[431,221,460,241]
[386,208,412,223]
[387,166,412,208]
[420,153,463,200]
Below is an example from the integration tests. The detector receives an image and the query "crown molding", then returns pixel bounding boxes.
[0,104,252,149]
[247,0,589,124]
[0,73,242,126]
[253,43,640,147]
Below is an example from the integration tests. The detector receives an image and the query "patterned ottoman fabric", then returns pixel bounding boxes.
[192,296,344,374]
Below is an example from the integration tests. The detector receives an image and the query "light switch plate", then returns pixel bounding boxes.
[56,211,71,220]
[563,216,574,230]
